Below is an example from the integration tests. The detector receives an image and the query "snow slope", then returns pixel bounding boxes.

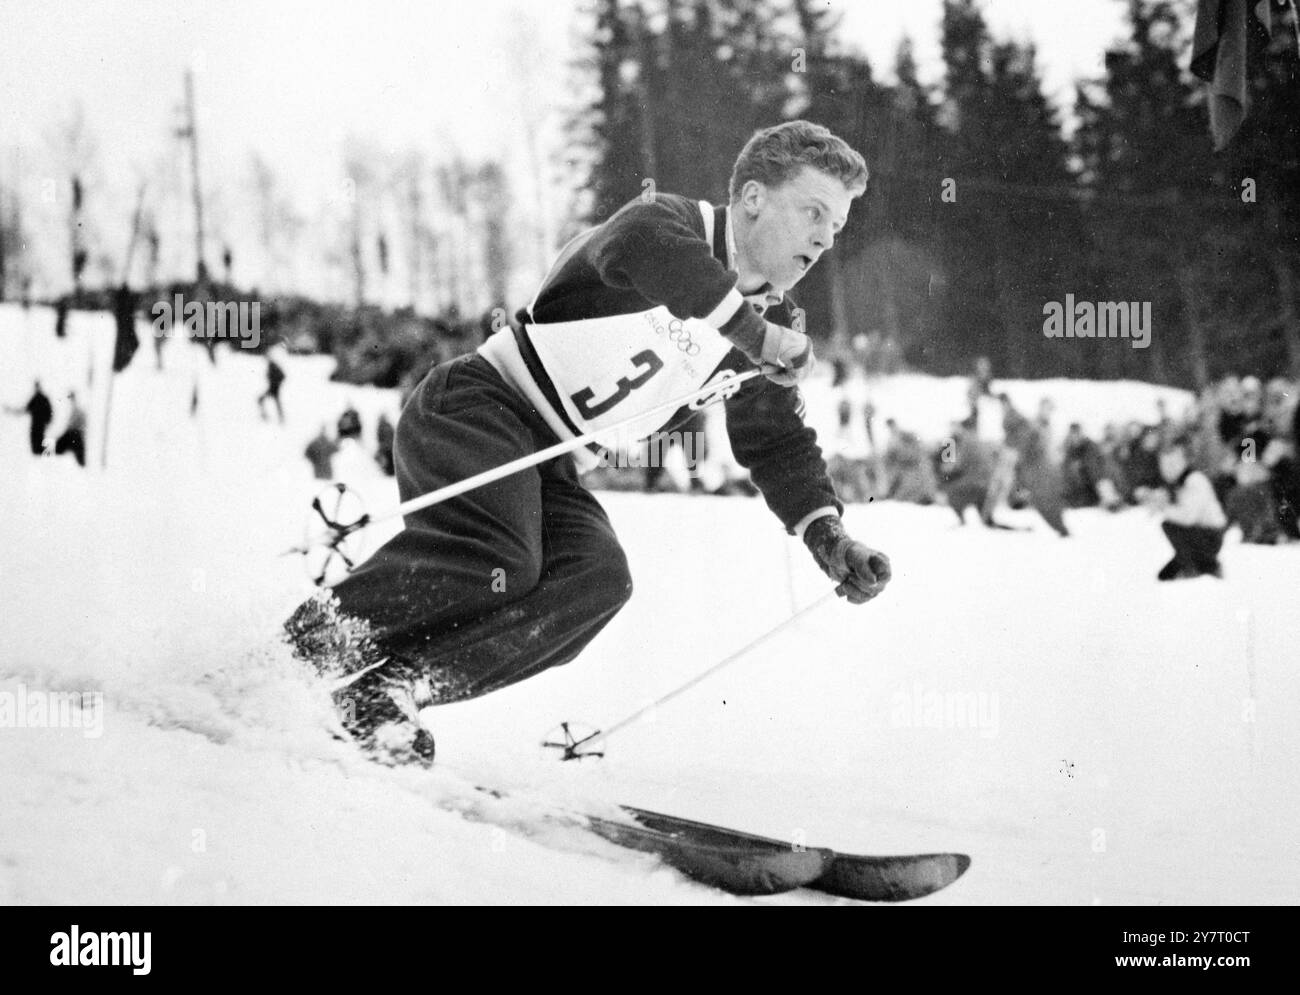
[1,302,1296,905]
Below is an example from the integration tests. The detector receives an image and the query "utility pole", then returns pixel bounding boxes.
[175,69,207,285]
[120,181,147,285]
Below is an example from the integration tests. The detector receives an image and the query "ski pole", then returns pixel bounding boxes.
[285,367,762,556]
[548,589,840,760]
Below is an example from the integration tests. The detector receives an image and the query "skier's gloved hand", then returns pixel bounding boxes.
[803,515,891,605]
[744,322,814,387]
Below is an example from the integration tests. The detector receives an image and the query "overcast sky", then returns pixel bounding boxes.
[0,0,1133,182]
[0,0,1138,296]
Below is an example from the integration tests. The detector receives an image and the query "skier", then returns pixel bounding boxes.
[286,120,891,765]
[5,380,54,455]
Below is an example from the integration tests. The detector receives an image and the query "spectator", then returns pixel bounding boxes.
[1098,423,1132,504]
[258,355,286,423]
[337,403,362,441]
[5,380,54,455]
[863,397,877,455]
[963,356,1004,446]
[375,413,396,476]
[1141,439,1227,581]
[1211,374,1275,542]
[1153,397,1176,445]
[1216,376,1247,449]
[1035,396,1055,437]
[831,357,853,454]
[1262,377,1296,440]
[977,392,1017,517]
[1000,394,1068,537]
[1263,377,1298,540]
[1124,424,1164,496]
[1240,376,1266,429]
[53,391,87,467]
[882,418,936,504]
[1224,451,1277,544]
[1187,388,1229,483]
[304,425,339,481]
[935,421,999,526]
[1063,422,1105,508]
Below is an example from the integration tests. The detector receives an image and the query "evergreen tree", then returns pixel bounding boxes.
[934,0,1081,377]
[574,0,791,220]
[1069,0,1297,385]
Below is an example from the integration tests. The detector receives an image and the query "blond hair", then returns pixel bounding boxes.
[729,120,868,202]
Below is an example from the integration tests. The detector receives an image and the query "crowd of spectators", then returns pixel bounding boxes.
[823,356,1299,553]
[1060,374,1299,544]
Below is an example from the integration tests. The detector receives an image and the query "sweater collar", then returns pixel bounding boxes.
[712,203,731,267]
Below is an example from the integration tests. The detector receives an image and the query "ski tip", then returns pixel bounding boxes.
[816,851,972,903]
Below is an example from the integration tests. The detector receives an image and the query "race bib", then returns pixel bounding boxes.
[526,306,738,452]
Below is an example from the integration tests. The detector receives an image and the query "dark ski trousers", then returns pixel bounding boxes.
[327,353,633,703]
[1160,521,1224,577]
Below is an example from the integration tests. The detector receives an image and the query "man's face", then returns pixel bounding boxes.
[735,166,857,294]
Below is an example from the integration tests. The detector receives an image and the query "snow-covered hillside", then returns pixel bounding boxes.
[1,302,1296,905]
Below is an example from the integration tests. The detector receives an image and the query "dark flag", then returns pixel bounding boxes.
[1192,0,1299,149]
[54,296,69,338]
[111,284,140,373]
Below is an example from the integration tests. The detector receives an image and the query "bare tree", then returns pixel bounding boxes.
[0,148,28,301]
[472,161,513,313]
[45,102,101,297]
[249,154,303,294]
[397,151,430,313]
[342,141,379,308]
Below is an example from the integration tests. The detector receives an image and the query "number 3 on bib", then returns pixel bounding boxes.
[571,349,665,419]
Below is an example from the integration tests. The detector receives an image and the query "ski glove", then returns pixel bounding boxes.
[741,321,815,387]
[803,515,891,605]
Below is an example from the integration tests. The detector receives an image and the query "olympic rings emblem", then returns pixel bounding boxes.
[667,318,701,356]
